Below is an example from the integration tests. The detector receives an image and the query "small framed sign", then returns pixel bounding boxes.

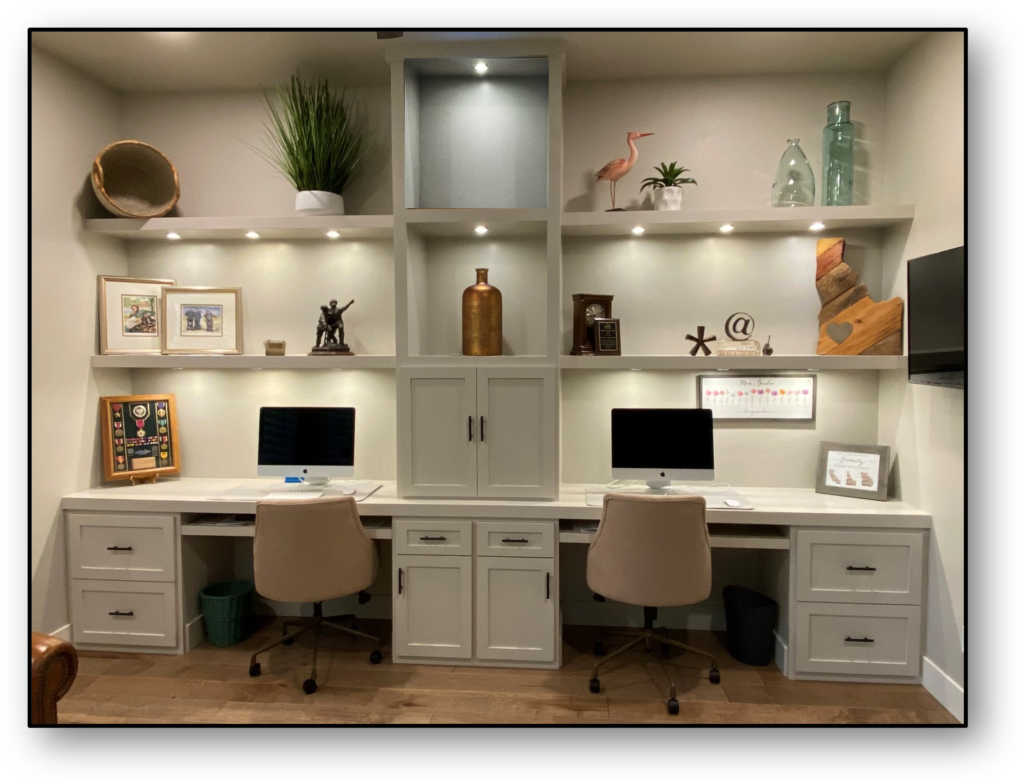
[161,287,242,354]
[98,276,176,355]
[100,394,181,484]
[593,318,621,356]
[698,374,816,421]
[816,442,891,501]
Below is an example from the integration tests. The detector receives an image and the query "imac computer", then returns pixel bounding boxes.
[611,408,715,491]
[257,407,355,488]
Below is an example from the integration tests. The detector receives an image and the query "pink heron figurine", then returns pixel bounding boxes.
[595,132,654,210]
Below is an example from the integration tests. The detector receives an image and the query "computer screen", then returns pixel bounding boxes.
[257,407,355,479]
[611,408,714,486]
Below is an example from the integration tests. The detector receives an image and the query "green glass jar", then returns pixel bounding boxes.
[822,101,854,206]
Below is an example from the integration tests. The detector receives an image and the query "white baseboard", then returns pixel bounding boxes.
[921,655,964,723]
[774,630,788,677]
[48,624,72,642]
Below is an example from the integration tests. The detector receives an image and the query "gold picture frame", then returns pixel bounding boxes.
[100,393,181,484]
[160,287,243,354]
[98,276,176,355]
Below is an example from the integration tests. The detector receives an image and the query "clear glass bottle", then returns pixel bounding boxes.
[771,139,815,207]
[822,101,854,206]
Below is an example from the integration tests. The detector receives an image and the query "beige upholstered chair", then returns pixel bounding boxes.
[248,497,384,694]
[587,494,720,715]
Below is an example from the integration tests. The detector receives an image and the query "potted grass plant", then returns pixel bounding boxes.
[256,74,368,215]
[639,162,697,210]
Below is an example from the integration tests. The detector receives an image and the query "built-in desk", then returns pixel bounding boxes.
[61,480,931,681]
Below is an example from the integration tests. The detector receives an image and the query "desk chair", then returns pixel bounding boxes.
[587,494,720,715]
[248,497,384,694]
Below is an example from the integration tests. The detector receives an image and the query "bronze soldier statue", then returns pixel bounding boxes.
[312,299,355,353]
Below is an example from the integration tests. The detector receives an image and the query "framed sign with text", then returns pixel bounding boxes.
[100,394,181,484]
[697,374,816,421]
[592,318,621,356]
[815,441,891,501]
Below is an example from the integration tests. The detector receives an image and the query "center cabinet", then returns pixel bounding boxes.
[397,367,558,499]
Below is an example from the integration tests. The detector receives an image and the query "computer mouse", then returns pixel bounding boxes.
[724,498,741,508]
[342,488,356,496]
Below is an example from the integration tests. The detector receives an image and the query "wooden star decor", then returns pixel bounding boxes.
[816,238,903,356]
[686,325,717,356]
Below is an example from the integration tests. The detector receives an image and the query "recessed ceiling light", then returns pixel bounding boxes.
[246,231,260,239]
[474,62,488,74]
[326,230,340,239]
[809,222,826,231]
[475,225,488,235]
[632,226,645,235]
[166,231,181,240]
[719,224,734,233]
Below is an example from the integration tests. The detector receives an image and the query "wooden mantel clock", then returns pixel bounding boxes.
[571,294,614,355]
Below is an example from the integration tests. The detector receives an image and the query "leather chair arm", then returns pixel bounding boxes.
[31,631,78,725]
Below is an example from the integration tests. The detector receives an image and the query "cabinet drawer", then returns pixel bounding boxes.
[67,512,176,582]
[394,519,473,556]
[70,579,177,648]
[795,603,921,677]
[475,521,555,558]
[796,529,924,605]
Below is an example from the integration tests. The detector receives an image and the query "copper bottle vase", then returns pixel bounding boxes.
[462,268,502,356]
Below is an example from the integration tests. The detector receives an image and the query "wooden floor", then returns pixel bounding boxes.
[59,619,958,725]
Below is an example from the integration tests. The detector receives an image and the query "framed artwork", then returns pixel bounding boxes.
[98,276,176,354]
[698,374,816,421]
[161,287,242,354]
[100,394,181,483]
[816,441,891,501]
[592,318,621,356]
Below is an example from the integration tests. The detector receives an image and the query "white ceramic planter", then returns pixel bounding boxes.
[655,186,683,211]
[295,190,345,215]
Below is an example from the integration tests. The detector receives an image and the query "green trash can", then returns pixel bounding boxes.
[199,580,254,647]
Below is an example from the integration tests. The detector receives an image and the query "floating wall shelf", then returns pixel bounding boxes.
[83,215,395,241]
[91,355,398,370]
[559,355,908,371]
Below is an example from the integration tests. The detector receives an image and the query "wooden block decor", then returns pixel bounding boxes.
[815,238,904,356]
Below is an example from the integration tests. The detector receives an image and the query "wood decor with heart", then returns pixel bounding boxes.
[816,238,904,356]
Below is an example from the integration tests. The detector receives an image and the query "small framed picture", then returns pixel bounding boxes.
[100,394,181,483]
[593,318,621,356]
[161,287,242,354]
[816,441,891,501]
[98,276,176,354]
[698,374,816,421]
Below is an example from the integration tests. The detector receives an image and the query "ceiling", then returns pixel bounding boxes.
[31,30,927,92]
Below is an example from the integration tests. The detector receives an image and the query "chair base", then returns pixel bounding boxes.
[248,601,386,692]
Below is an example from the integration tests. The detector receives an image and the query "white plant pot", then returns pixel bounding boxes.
[655,186,683,211]
[295,190,345,215]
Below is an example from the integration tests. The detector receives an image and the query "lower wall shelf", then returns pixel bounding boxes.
[91,355,398,370]
[559,355,907,371]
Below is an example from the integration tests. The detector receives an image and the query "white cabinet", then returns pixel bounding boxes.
[70,579,178,648]
[67,512,176,582]
[392,553,473,659]
[476,556,556,662]
[398,367,557,499]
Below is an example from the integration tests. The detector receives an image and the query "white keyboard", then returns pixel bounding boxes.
[264,490,325,500]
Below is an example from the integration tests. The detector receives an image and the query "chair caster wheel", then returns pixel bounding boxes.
[660,642,672,655]
[709,668,721,684]
[351,622,359,631]
[302,678,318,695]
[369,650,383,665]
[667,698,679,716]
[593,641,606,657]
[589,678,601,694]
[282,637,294,646]
[358,590,371,605]
[249,663,261,677]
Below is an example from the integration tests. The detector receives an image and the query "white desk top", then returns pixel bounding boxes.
[62,479,932,529]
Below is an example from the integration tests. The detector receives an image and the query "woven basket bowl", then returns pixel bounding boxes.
[91,141,180,218]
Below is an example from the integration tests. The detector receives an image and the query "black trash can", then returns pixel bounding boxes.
[723,585,778,666]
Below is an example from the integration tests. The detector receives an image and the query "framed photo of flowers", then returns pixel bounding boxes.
[100,394,181,483]
[697,374,817,422]
[161,287,243,354]
[98,276,176,354]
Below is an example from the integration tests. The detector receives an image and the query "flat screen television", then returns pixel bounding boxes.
[908,246,965,389]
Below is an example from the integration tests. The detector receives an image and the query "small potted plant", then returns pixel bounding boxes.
[639,162,697,211]
[255,73,368,215]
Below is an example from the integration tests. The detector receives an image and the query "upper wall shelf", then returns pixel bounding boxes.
[83,215,395,241]
[561,205,915,237]
[560,355,908,371]
[404,208,549,237]
[91,355,397,370]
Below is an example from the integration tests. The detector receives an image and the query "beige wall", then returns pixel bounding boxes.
[879,32,965,695]
[563,73,888,212]
[30,48,131,634]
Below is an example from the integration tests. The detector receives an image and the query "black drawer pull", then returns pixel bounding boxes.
[420,535,447,541]
[846,566,877,572]
[844,636,874,643]
[480,416,486,442]
[502,538,529,544]
[107,546,133,552]
[546,572,551,600]
[108,610,134,617]
[398,568,403,594]
[468,416,473,442]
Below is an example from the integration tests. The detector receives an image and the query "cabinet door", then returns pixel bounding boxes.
[398,368,477,498]
[393,555,473,659]
[476,368,557,499]
[476,557,556,662]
